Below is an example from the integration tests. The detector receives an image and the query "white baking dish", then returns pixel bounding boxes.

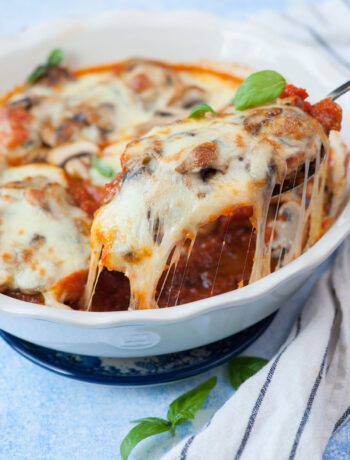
[0,10,349,357]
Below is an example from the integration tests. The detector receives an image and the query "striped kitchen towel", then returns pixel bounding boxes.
[162,2,350,459]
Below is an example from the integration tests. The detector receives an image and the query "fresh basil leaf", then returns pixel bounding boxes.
[27,48,65,84]
[167,376,217,427]
[120,420,171,460]
[47,48,64,67]
[232,70,286,111]
[130,417,170,426]
[189,103,219,118]
[91,156,116,179]
[228,356,268,390]
[27,65,48,84]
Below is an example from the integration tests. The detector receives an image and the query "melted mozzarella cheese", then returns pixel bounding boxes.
[86,103,329,310]
[327,130,350,217]
[0,165,90,307]
[2,60,240,180]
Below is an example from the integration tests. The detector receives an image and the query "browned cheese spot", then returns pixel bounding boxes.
[176,141,218,174]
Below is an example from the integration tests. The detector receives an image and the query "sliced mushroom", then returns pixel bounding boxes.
[122,142,162,174]
[83,104,116,133]
[243,108,283,136]
[41,119,81,147]
[56,119,81,144]
[167,84,207,109]
[48,141,98,166]
[22,147,49,164]
[176,142,218,174]
[121,59,181,108]
[9,96,35,111]
[122,59,180,89]
[132,107,187,137]
[48,141,99,180]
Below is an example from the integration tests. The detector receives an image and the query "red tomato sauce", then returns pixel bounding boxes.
[0,105,30,149]
[84,215,255,312]
[309,98,342,133]
[4,290,44,304]
[67,178,104,217]
[281,84,342,134]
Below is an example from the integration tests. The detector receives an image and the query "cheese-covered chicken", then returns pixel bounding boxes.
[0,164,90,307]
[87,103,329,310]
[0,59,239,171]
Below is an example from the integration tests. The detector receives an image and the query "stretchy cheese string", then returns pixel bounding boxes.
[174,236,196,307]
[84,243,102,311]
[165,240,185,309]
[266,175,287,269]
[241,227,254,287]
[210,215,232,296]
[249,180,275,283]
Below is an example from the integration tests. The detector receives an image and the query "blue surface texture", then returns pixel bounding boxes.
[1,1,349,459]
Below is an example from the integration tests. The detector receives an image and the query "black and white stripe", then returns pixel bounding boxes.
[287,290,339,459]
[234,316,302,460]
[288,345,329,460]
[332,405,350,434]
[179,435,195,460]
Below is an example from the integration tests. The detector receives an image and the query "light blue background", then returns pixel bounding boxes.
[1,1,349,459]
[0,0,314,36]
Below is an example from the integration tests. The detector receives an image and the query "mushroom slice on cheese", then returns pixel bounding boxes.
[0,164,91,308]
[86,103,329,310]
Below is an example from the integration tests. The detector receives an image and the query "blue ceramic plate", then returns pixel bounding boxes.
[0,314,275,386]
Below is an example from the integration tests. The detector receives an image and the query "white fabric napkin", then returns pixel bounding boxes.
[162,2,350,458]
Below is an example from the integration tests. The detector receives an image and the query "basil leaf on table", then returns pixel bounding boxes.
[120,419,171,460]
[228,356,268,390]
[232,70,286,111]
[167,376,217,429]
[130,417,170,425]
[91,155,116,179]
[120,376,217,459]
[27,48,65,84]
[189,103,219,118]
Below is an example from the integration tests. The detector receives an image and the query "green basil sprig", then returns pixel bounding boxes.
[120,376,217,460]
[228,356,268,390]
[27,48,65,84]
[91,156,116,179]
[47,48,64,67]
[232,70,286,111]
[189,103,219,118]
